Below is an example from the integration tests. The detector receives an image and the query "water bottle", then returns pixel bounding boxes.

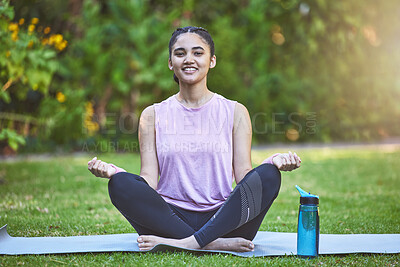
[296,185,319,258]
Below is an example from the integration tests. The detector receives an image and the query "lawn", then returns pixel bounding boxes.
[1,146,399,266]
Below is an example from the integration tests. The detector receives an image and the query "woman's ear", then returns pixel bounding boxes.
[168,59,173,70]
[209,55,217,69]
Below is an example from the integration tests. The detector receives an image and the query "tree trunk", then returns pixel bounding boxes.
[95,86,113,129]
[120,90,140,134]
[67,0,83,37]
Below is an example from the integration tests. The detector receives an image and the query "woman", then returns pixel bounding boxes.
[88,26,301,252]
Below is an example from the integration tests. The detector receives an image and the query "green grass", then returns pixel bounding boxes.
[1,146,399,266]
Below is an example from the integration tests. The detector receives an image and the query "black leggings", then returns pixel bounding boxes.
[108,163,281,248]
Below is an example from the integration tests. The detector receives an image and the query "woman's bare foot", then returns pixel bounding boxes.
[137,235,254,252]
[204,237,254,252]
[137,235,200,251]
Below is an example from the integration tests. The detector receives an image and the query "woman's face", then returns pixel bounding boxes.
[169,33,216,85]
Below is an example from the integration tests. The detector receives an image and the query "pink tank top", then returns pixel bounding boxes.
[154,93,237,211]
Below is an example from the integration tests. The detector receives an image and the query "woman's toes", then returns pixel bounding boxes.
[238,240,254,252]
[246,241,254,251]
[137,235,159,251]
[248,242,254,250]
[139,235,152,243]
[241,245,251,252]
[139,243,151,251]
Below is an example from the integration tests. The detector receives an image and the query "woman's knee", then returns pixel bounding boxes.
[108,173,125,203]
[257,163,281,196]
[108,172,143,203]
[108,172,127,193]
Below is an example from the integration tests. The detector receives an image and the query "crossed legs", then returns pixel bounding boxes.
[108,164,281,251]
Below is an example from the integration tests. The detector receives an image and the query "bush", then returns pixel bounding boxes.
[0,0,64,152]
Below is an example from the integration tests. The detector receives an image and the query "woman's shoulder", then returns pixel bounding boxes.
[141,105,155,115]
[140,105,155,126]
[233,102,249,116]
[213,93,238,107]
[214,93,249,120]
[155,94,176,105]
[152,95,176,112]
[214,93,249,115]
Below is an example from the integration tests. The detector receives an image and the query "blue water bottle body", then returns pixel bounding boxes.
[295,185,319,259]
[297,204,319,258]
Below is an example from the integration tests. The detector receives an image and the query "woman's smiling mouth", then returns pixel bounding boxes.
[182,67,198,74]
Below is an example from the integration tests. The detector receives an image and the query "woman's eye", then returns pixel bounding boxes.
[194,52,203,56]
[175,52,184,56]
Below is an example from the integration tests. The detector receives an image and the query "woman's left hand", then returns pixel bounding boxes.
[272,151,301,171]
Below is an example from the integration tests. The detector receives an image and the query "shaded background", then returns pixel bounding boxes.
[1,0,400,154]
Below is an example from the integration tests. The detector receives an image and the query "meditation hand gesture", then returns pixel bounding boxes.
[272,151,301,171]
[87,157,116,179]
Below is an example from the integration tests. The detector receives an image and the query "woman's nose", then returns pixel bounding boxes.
[184,54,194,63]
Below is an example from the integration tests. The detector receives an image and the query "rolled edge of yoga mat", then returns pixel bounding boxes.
[0,224,10,240]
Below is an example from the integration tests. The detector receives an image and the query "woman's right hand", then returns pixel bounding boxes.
[87,157,116,179]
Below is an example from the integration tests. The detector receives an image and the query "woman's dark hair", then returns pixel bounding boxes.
[169,26,215,84]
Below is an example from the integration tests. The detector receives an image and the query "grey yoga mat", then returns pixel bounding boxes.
[1,225,399,256]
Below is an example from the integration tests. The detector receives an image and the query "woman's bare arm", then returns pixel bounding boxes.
[231,103,302,183]
[232,103,253,184]
[138,105,159,190]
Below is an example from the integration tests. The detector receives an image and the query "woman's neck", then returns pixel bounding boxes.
[177,81,213,108]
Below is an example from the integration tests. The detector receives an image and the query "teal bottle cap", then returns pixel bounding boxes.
[296,185,319,205]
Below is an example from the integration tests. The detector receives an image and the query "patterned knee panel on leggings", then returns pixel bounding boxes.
[238,171,263,227]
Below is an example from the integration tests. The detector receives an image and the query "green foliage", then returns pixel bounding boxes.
[38,88,87,145]
[0,0,58,99]
[203,0,400,142]
[0,128,25,150]
[37,0,180,148]
[0,0,60,152]
[4,0,400,153]
[64,0,177,109]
